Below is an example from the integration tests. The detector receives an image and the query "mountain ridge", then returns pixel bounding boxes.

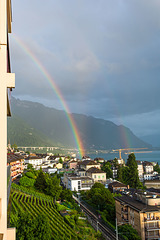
[8,97,152,150]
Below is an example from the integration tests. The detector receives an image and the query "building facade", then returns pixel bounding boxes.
[115,192,160,240]
[0,0,15,239]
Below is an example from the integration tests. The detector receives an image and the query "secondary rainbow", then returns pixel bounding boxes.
[12,35,85,158]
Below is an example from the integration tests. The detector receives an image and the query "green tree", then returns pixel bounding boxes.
[16,212,51,240]
[19,176,35,188]
[46,175,62,200]
[25,171,35,179]
[118,224,141,240]
[125,153,141,189]
[154,163,160,174]
[117,165,123,182]
[60,189,73,202]
[101,162,113,178]
[86,183,114,210]
[34,168,47,192]
[59,157,63,164]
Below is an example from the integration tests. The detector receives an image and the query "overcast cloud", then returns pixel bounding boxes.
[10,0,160,142]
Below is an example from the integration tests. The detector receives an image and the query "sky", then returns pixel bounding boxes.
[10,0,160,143]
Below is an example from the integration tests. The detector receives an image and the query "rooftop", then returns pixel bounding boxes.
[115,195,160,212]
[86,167,105,173]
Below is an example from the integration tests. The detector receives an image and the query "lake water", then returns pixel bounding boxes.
[89,151,160,164]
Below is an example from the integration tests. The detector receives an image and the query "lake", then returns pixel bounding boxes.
[89,150,160,164]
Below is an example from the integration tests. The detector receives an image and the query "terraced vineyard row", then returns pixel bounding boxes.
[10,190,78,240]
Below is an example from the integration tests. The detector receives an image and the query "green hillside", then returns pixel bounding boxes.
[8,97,152,149]
[10,188,77,240]
[7,114,56,147]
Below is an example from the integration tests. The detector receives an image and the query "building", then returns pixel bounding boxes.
[7,153,24,180]
[78,160,101,170]
[68,159,78,169]
[25,155,44,167]
[143,161,154,174]
[115,191,160,240]
[94,157,105,163]
[137,161,144,181]
[108,181,128,193]
[0,0,16,238]
[144,180,160,189]
[64,174,94,191]
[86,167,106,183]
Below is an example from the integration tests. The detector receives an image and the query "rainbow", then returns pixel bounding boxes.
[12,35,85,158]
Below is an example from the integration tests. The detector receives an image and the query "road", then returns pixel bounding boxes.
[73,195,118,240]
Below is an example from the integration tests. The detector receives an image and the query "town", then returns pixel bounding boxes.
[6,143,160,240]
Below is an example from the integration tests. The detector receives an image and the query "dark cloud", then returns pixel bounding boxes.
[11,0,160,137]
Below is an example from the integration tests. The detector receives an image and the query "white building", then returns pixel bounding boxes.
[25,156,44,167]
[67,176,94,191]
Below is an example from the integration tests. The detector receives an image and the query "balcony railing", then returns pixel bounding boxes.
[145,235,160,239]
[121,208,128,214]
[144,217,160,222]
[145,226,160,231]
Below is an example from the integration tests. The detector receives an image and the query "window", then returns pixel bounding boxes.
[94,175,96,178]
[98,176,100,179]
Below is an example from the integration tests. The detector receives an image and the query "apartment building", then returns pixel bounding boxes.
[0,0,16,239]
[86,167,106,183]
[115,191,160,240]
[78,160,101,170]
[7,153,24,180]
[63,173,94,191]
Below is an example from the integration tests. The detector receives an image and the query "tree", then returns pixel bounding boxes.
[60,189,73,202]
[46,175,62,200]
[34,168,47,192]
[125,153,141,189]
[118,224,141,240]
[86,183,114,210]
[154,163,160,174]
[59,157,63,164]
[19,176,35,188]
[117,165,123,182]
[101,162,113,178]
[15,212,51,240]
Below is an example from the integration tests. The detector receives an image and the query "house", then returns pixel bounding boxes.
[53,162,63,169]
[48,155,65,162]
[108,181,128,193]
[7,153,24,180]
[68,159,78,169]
[144,180,160,189]
[143,161,154,174]
[78,160,101,170]
[25,155,44,167]
[76,168,86,177]
[63,173,78,189]
[115,191,160,240]
[86,167,106,183]
[94,158,105,163]
[63,173,94,191]
[137,161,144,181]
[43,167,57,174]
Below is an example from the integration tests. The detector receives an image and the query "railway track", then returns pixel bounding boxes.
[73,195,117,240]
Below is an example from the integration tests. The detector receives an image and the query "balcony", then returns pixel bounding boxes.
[144,217,160,222]
[145,235,160,239]
[121,208,128,214]
[145,225,160,231]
